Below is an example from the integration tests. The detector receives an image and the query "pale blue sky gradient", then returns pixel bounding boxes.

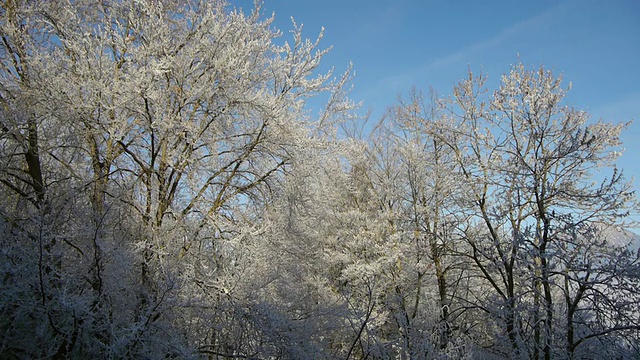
[233,0,640,210]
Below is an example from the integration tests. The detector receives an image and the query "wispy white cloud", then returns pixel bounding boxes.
[377,1,568,90]
[589,92,640,123]
[358,4,406,36]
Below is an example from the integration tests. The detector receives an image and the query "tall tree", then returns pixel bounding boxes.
[434,64,639,358]
[0,0,355,357]
[389,88,478,354]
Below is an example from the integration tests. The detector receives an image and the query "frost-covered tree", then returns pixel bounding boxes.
[2,0,638,357]
[362,64,640,359]
[432,64,640,359]
[388,88,481,356]
[0,0,354,357]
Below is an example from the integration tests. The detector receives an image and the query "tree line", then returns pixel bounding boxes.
[1,1,639,359]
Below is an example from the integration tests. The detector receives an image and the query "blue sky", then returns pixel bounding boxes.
[233,0,640,203]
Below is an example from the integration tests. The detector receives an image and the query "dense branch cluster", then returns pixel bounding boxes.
[1,1,639,359]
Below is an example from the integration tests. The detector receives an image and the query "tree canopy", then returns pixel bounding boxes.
[1,1,638,359]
